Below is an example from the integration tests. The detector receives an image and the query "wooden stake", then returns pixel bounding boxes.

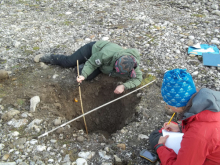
[77,60,88,134]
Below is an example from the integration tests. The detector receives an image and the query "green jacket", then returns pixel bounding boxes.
[82,40,143,90]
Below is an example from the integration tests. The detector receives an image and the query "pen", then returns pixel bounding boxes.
[168,112,175,125]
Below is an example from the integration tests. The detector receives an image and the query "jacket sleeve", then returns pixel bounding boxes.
[122,66,143,90]
[81,52,103,79]
[156,129,208,165]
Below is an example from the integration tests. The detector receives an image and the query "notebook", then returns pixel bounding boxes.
[162,129,184,154]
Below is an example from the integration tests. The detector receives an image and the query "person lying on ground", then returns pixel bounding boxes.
[149,68,220,165]
[35,40,143,94]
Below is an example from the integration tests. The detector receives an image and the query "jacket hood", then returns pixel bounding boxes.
[182,88,220,120]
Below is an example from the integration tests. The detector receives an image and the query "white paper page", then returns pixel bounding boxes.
[192,43,201,49]
[193,47,214,53]
[162,129,184,154]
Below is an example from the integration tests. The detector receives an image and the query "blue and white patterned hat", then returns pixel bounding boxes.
[161,68,196,107]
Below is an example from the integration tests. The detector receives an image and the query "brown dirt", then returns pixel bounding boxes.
[0,63,141,136]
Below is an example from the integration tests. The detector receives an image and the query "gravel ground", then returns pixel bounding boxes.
[0,0,220,164]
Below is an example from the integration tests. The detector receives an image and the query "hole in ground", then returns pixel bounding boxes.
[1,66,141,137]
[69,81,141,136]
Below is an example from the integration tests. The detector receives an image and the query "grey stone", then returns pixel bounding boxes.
[2,109,20,121]
[77,136,85,142]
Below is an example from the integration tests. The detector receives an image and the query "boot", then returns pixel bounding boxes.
[34,54,51,63]
[39,55,52,63]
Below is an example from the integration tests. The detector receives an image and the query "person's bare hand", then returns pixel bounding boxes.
[158,135,169,144]
[77,75,85,83]
[114,85,125,94]
[163,122,180,132]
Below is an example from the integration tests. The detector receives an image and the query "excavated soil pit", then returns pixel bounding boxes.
[0,65,141,136]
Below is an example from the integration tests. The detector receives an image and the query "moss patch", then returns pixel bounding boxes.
[139,74,156,87]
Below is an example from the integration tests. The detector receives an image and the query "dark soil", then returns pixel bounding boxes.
[0,63,141,137]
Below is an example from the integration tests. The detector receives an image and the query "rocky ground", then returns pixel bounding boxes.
[0,0,220,164]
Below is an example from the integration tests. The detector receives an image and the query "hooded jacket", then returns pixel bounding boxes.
[157,88,220,165]
[81,40,143,90]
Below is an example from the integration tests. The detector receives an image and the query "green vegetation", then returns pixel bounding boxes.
[20,46,34,55]
[0,60,7,64]
[17,99,25,106]
[0,85,6,98]
[63,20,72,26]
[139,74,156,87]
[12,64,20,69]
[33,46,40,51]
[191,14,205,18]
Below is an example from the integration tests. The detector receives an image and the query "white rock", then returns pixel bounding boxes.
[114,155,122,163]
[98,150,111,160]
[14,41,21,48]
[76,158,87,165]
[53,118,61,126]
[48,159,54,163]
[78,151,95,160]
[11,131,19,136]
[40,62,49,69]
[212,10,220,16]
[21,112,28,118]
[101,37,109,41]
[9,149,14,153]
[85,38,91,41]
[175,49,180,54]
[30,96,40,112]
[36,145,46,151]
[188,36,195,40]
[192,71,199,76]
[27,119,43,129]
[65,12,72,15]
[29,139,38,145]
[211,40,220,45]
[7,119,28,128]
[50,139,57,143]
[138,134,149,140]
[47,147,52,151]
[0,143,5,150]
[53,74,59,79]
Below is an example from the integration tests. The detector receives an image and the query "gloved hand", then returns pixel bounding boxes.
[149,130,163,150]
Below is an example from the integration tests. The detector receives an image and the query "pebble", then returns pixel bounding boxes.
[75,158,88,165]
[99,151,111,160]
[2,154,10,161]
[78,151,95,160]
[77,136,85,142]
[116,144,126,150]
[188,36,195,40]
[53,118,62,126]
[138,134,149,140]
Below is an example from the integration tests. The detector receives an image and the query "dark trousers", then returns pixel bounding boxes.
[149,130,162,150]
[50,41,101,80]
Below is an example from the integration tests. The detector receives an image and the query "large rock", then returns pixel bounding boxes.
[30,96,40,112]
[2,109,20,121]
[0,70,9,80]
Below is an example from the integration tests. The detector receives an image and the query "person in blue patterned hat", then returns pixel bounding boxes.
[148,68,220,165]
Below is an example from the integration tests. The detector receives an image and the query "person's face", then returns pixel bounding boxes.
[167,105,184,113]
